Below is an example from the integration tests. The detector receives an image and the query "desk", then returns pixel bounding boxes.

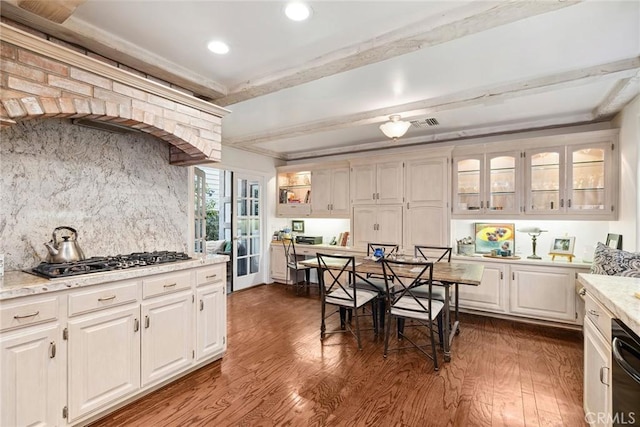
[300,256,484,361]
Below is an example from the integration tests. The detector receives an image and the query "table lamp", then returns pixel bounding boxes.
[518,227,548,259]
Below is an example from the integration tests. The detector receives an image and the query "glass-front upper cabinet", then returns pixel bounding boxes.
[453,152,520,215]
[276,170,311,217]
[525,147,564,214]
[567,143,612,214]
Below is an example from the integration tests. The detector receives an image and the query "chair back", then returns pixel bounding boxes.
[367,243,399,258]
[381,258,435,317]
[282,238,299,269]
[414,245,452,263]
[316,253,358,307]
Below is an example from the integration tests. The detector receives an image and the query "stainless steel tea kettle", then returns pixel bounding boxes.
[44,226,86,263]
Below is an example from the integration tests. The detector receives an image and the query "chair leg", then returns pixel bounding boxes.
[384,314,392,357]
[378,296,385,335]
[339,307,346,330]
[320,302,326,340]
[371,300,378,335]
[437,314,444,348]
[353,305,362,350]
[430,316,439,371]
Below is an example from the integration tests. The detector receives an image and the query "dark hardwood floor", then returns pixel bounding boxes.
[90,283,586,427]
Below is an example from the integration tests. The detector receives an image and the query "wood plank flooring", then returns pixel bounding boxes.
[90,284,586,427]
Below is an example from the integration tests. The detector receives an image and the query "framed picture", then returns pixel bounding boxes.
[474,223,515,254]
[605,233,623,250]
[550,236,575,255]
[291,220,304,233]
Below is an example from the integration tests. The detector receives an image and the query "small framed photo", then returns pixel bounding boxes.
[550,236,575,255]
[605,233,623,250]
[291,220,304,233]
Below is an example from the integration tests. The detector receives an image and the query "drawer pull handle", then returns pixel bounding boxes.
[98,295,116,302]
[206,274,217,279]
[599,366,609,386]
[163,283,177,288]
[14,311,40,319]
[49,341,56,359]
[588,309,600,317]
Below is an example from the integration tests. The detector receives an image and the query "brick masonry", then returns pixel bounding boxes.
[0,26,223,166]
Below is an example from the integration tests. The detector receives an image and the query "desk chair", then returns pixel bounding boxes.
[317,253,378,349]
[381,258,444,371]
[282,238,312,295]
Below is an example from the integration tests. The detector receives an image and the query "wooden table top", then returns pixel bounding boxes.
[300,256,484,286]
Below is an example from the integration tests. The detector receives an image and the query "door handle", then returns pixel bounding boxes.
[49,341,56,359]
[200,300,204,311]
[599,366,609,386]
[145,315,150,328]
[134,318,139,332]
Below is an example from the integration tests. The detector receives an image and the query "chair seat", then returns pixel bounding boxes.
[352,277,386,292]
[289,262,312,270]
[326,288,377,307]
[411,284,446,301]
[390,296,444,321]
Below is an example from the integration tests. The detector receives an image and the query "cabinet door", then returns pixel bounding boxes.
[310,169,332,215]
[1,323,60,427]
[196,283,226,361]
[525,147,565,214]
[352,206,377,249]
[330,167,350,216]
[453,156,483,214]
[141,292,193,387]
[351,164,376,205]
[509,266,576,322]
[486,153,519,215]
[376,161,404,204]
[270,245,288,282]
[583,318,612,427]
[457,263,506,313]
[567,143,613,215]
[404,205,447,248]
[68,305,140,421]
[376,205,403,245]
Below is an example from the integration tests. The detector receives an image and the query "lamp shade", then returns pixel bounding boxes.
[379,115,410,139]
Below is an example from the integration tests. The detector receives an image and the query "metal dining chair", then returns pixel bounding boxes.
[381,258,444,371]
[316,253,379,349]
[282,238,312,294]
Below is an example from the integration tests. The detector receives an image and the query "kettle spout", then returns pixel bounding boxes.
[44,241,58,256]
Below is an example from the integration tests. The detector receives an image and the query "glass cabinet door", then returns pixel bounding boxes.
[454,157,482,213]
[487,154,518,214]
[527,148,564,213]
[568,144,607,212]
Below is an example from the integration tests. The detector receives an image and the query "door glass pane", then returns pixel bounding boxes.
[571,148,605,210]
[530,152,560,211]
[456,158,481,211]
[234,176,261,287]
[250,256,259,274]
[489,156,516,212]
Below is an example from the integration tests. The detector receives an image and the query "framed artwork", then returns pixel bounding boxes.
[292,220,305,233]
[474,223,515,254]
[605,233,623,250]
[550,236,575,255]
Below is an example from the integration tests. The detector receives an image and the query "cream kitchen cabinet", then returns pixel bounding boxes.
[453,151,520,216]
[1,320,61,427]
[195,264,227,361]
[350,160,404,205]
[276,169,311,217]
[67,304,140,422]
[352,205,403,249]
[270,243,288,283]
[403,157,449,248]
[509,265,578,323]
[456,261,507,314]
[310,167,350,217]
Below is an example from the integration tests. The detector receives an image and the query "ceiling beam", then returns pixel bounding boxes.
[593,71,640,118]
[214,0,582,106]
[225,57,640,148]
[16,0,85,23]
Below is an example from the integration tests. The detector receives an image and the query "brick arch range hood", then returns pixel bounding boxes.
[0,23,229,166]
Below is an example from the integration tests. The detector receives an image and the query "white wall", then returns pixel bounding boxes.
[612,95,640,251]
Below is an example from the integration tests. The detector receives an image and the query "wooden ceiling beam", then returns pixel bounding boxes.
[16,0,85,23]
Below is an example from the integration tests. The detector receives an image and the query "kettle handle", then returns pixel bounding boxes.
[52,226,78,242]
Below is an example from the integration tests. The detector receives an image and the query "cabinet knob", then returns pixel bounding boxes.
[579,288,586,296]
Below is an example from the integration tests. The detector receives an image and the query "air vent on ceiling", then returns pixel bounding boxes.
[410,118,439,128]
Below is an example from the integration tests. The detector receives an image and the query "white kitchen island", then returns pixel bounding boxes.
[0,255,228,427]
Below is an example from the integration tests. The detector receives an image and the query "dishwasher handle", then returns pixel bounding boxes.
[612,337,640,385]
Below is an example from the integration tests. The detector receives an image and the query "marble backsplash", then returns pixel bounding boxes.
[0,119,190,271]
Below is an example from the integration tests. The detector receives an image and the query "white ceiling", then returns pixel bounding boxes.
[2,0,639,161]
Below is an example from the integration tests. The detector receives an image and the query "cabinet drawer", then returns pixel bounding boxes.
[68,281,139,317]
[143,271,191,299]
[196,265,224,287]
[0,297,58,331]
[584,292,613,343]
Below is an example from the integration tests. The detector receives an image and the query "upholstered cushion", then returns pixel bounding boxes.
[224,240,232,253]
[590,242,640,277]
[390,296,444,321]
[353,277,387,292]
[411,284,447,301]
[325,288,377,307]
[206,239,226,255]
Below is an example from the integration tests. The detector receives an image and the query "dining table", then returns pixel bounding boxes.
[299,255,484,362]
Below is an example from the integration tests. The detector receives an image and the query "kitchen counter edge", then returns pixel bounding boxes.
[0,254,229,301]
[578,273,640,336]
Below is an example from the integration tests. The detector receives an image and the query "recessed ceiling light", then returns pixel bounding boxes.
[207,40,229,55]
[285,2,311,21]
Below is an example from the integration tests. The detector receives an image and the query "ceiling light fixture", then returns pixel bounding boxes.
[207,40,229,55]
[379,115,410,140]
[285,2,311,21]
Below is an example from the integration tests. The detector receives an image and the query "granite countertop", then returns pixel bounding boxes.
[578,273,640,336]
[0,254,229,301]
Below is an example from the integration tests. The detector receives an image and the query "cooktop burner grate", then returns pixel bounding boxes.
[30,251,191,279]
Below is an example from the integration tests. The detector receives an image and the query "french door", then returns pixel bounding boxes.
[233,173,263,290]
